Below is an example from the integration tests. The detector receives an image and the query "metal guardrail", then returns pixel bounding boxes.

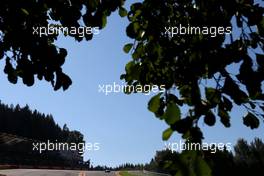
[0,132,32,145]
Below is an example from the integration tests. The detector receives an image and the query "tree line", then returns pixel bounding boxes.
[116,163,144,171]
[0,101,83,143]
[80,137,264,175]
[144,138,264,176]
[0,101,85,167]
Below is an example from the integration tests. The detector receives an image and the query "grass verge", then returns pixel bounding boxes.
[119,171,136,176]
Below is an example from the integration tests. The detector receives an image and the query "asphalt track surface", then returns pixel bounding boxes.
[0,170,115,176]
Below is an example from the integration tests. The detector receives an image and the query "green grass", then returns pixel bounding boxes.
[119,171,150,176]
[119,171,136,176]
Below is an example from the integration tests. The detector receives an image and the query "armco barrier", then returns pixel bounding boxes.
[0,165,19,170]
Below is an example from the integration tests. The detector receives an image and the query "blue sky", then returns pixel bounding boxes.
[0,0,263,167]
